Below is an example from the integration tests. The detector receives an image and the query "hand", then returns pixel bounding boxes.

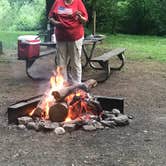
[75,11,82,19]
[74,11,87,24]
[49,18,63,27]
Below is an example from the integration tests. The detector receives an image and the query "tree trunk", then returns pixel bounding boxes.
[93,10,96,35]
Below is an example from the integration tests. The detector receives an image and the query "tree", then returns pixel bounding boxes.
[0,0,11,30]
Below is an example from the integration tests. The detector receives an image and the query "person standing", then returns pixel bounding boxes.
[49,0,88,84]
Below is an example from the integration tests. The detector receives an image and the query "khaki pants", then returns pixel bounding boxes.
[56,37,83,84]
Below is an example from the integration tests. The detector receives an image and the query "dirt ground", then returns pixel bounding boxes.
[0,52,166,166]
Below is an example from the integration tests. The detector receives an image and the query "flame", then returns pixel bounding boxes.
[29,108,36,116]
[50,76,56,90]
[65,117,72,122]
[29,66,66,119]
[29,66,96,122]
[55,66,65,89]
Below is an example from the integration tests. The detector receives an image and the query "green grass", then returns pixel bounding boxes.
[102,34,166,62]
[0,31,37,50]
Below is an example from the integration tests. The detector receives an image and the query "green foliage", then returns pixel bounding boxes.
[0,0,45,31]
[0,0,11,30]
[84,0,166,35]
[0,0,166,35]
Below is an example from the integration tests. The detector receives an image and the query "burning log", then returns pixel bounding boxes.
[31,79,97,119]
[52,79,97,102]
[32,107,43,117]
[86,99,103,116]
[49,102,68,122]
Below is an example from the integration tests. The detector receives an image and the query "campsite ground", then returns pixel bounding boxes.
[0,52,166,166]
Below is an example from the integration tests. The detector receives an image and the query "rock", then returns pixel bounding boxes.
[103,111,112,115]
[17,124,26,130]
[143,130,148,133]
[17,116,33,125]
[37,120,45,130]
[54,127,66,135]
[100,120,116,128]
[27,122,39,131]
[43,122,59,131]
[102,111,116,119]
[52,122,60,128]
[112,109,121,116]
[83,124,96,131]
[63,123,76,132]
[93,121,104,129]
[104,114,116,121]
[113,114,129,126]
[35,120,59,131]
[128,115,134,119]
[89,115,98,120]
[8,125,17,130]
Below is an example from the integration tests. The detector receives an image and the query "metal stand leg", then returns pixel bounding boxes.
[82,42,97,69]
[97,61,112,83]
[26,59,47,81]
[110,53,125,70]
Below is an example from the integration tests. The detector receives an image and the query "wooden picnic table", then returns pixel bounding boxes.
[82,35,125,82]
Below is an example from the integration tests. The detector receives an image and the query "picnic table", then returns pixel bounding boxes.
[19,35,125,82]
[82,35,125,82]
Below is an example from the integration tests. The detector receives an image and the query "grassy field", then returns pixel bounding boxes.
[0,31,37,50]
[103,34,166,62]
[0,31,166,62]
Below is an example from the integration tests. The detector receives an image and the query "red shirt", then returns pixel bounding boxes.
[49,0,88,41]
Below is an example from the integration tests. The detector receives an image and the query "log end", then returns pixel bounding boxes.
[49,103,68,122]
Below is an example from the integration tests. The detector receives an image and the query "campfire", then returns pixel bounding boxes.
[28,67,101,122]
[8,67,130,134]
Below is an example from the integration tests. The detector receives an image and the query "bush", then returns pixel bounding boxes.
[0,0,12,30]
[0,0,45,31]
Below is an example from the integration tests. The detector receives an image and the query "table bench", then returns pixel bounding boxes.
[89,48,126,82]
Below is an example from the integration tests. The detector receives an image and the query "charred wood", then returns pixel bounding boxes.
[49,102,68,122]
[52,79,97,102]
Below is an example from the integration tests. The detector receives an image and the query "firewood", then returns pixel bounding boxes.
[49,102,68,122]
[52,84,87,102]
[52,79,97,102]
[86,99,103,116]
[32,107,43,117]
[32,93,53,118]
[31,79,97,120]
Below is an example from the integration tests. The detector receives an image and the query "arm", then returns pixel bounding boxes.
[76,0,88,24]
[48,0,62,27]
